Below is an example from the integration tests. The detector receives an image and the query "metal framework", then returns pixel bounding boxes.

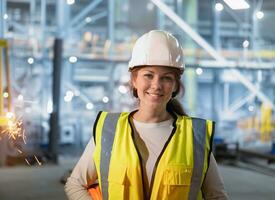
[151,0,274,109]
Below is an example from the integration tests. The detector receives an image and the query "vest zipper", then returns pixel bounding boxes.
[128,115,147,200]
[148,112,178,199]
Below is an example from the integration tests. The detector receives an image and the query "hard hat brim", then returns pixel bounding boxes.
[128,65,184,74]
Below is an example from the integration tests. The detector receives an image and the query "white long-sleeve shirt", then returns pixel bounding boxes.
[65,118,229,200]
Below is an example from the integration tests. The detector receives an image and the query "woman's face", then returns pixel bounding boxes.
[132,66,177,110]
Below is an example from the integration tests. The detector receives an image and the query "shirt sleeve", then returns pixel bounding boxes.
[202,153,229,200]
[65,137,98,200]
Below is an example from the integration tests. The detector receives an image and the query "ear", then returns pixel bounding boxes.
[132,79,136,87]
[131,75,137,88]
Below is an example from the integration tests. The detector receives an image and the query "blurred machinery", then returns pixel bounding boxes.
[215,102,275,166]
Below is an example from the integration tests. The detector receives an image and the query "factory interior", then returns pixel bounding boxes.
[0,0,275,199]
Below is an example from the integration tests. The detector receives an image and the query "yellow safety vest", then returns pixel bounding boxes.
[93,111,214,200]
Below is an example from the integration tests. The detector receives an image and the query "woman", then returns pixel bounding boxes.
[65,30,229,200]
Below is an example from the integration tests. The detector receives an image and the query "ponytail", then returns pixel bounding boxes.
[166,98,188,116]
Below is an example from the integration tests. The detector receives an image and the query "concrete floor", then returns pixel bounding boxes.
[0,158,274,200]
[0,158,71,200]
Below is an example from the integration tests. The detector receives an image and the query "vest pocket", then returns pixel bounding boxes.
[108,163,127,184]
[162,165,192,199]
[108,164,127,199]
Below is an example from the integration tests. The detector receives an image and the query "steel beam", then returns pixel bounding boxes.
[69,0,103,28]
[71,11,107,32]
[40,0,46,44]
[65,82,92,104]
[108,0,115,56]
[151,0,274,109]
[213,1,221,50]
[56,0,68,38]
[228,93,255,113]
[0,0,6,38]
[48,38,63,163]
[0,0,7,167]
[48,0,67,163]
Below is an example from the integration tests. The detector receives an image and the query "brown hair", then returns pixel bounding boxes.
[129,66,187,116]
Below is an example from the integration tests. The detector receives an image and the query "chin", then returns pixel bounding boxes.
[146,101,166,109]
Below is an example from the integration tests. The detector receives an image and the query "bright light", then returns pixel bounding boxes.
[85,17,92,23]
[69,56,77,63]
[67,0,75,5]
[64,91,74,102]
[256,11,264,19]
[196,67,203,75]
[223,0,250,10]
[248,105,254,112]
[215,3,224,12]
[3,92,9,98]
[6,112,14,119]
[3,14,8,20]
[18,94,24,101]
[147,3,154,10]
[66,90,74,98]
[243,40,249,48]
[86,102,94,110]
[27,57,34,64]
[102,96,109,103]
[118,85,128,94]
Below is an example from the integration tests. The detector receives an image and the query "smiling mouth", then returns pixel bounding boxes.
[146,92,163,97]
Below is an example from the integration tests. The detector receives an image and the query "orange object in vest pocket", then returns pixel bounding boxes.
[162,165,193,199]
[88,184,102,200]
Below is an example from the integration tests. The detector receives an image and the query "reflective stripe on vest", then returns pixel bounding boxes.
[95,112,212,200]
[100,113,121,200]
[189,118,206,200]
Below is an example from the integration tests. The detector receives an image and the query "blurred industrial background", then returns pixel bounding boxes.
[0,0,275,199]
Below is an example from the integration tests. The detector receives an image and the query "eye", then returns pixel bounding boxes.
[144,73,153,79]
[162,76,174,82]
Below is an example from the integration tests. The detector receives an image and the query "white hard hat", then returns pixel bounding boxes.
[128,30,185,73]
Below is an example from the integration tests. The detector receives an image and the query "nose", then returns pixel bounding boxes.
[151,76,162,90]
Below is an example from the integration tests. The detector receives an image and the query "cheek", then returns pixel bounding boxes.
[167,82,176,92]
[135,77,148,88]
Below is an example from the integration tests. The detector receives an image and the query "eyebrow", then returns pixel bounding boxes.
[142,70,174,75]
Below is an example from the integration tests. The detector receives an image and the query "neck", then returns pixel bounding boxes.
[133,107,172,123]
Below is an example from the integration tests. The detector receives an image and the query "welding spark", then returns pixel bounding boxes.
[16,148,23,154]
[34,155,42,166]
[1,112,42,167]
[25,158,31,166]
[22,129,26,144]
[0,114,23,141]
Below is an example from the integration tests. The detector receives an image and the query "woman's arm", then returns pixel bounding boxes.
[65,138,98,200]
[202,153,229,200]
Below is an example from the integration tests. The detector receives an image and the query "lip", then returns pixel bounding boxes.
[146,92,163,97]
